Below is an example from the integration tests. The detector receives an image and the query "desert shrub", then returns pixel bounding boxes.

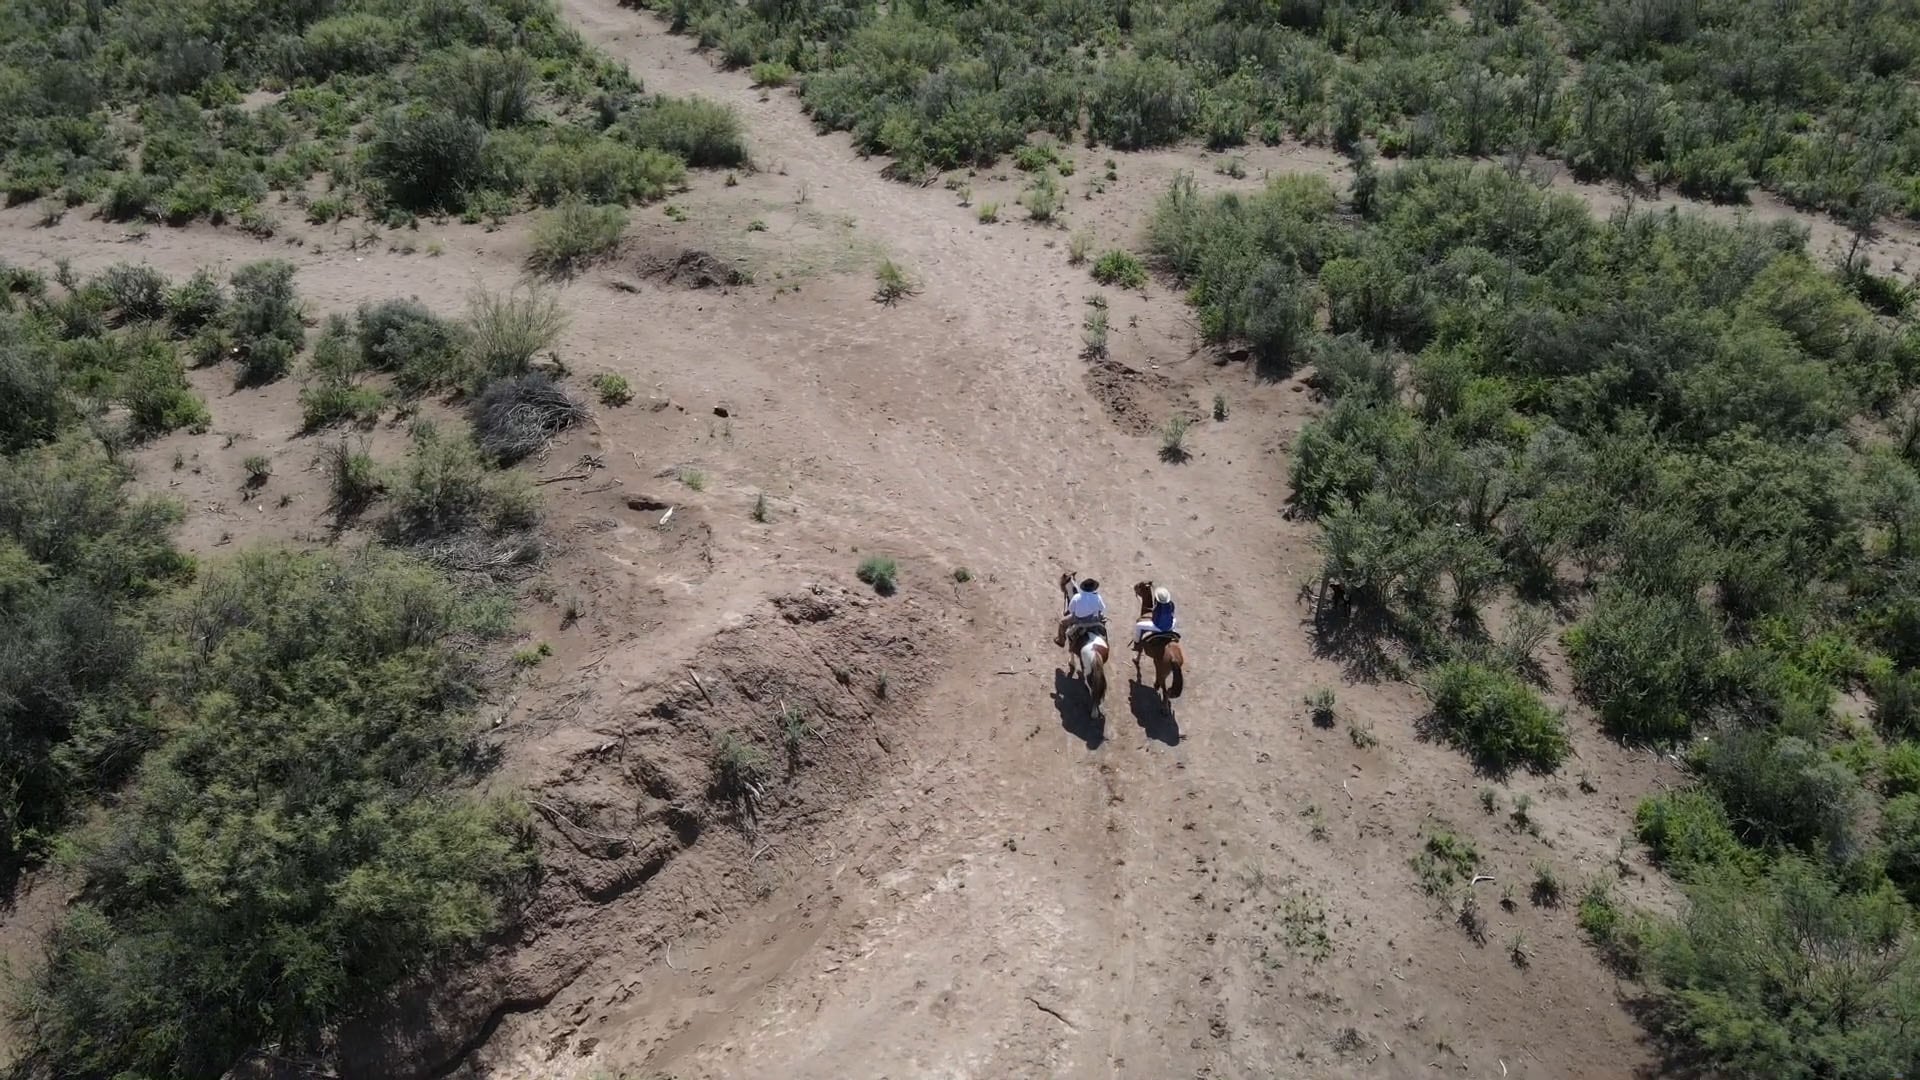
[526,139,684,204]
[1637,856,1920,1079]
[750,61,792,88]
[0,435,188,872]
[624,96,747,168]
[528,200,628,276]
[468,372,588,465]
[1567,588,1722,741]
[1694,730,1867,862]
[1021,172,1060,222]
[119,332,210,437]
[1087,56,1197,150]
[386,421,539,539]
[464,284,565,386]
[165,269,226,333]
[1635,789,1756,878]
[1884,741,1920,798]
[299,13,403,76]
[323,439,381,520]
[1424,660,1569,773]
[100,265,169,324]
[590,372,632,405]
[857,555,898,595]
[439,47,535,129]
[13,547,535,1079]
[227,260,304,385]
[1885,793,1920,902]
[369,107,487,212]
[874,259,916,304]
[1090,250,1147,289]
[355,298,464,393]
[0,323,70,452]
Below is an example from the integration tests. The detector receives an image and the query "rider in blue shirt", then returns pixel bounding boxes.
[1133,586,1177,651]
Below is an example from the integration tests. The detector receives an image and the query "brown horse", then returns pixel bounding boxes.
[1132,580,1185,702]
[1058,572,1109,724]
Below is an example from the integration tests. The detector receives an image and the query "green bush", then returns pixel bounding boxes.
[750,61,792,88]
[323,439,381,519]
[464,284,566,386]
[100,264,170,324]
[857,555,898,596]
[1637,856,1920,1078]
[528,200,629,276]
[1567,588,1722,741]
[1087,56,1197,151]
[1884,741,1920,798]
[355,298,464,393]
[14,547,535,1079]
[624,96,747,168]
[1885,793,1920,902]
[1090,250,1147,289]
[591,372,632,405]
[369,108,487,212]
[1424,660,1570,773]
[1634,789,1756,878]
[1696,730,1867,862]
[386,421,539,540]
[438,47,536,129]
[227,260,304,385]
[119,332,210,437]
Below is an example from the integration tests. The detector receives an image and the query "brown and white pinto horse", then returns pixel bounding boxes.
[1132,580,1185,702]
[1058,571,1109,723]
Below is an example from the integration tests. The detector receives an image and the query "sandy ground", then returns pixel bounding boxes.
[7,5,1908,1078]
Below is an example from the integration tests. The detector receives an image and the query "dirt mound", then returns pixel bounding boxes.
[638,248,749,290]
[1082,358,1192,435]
[339,581,962,1079]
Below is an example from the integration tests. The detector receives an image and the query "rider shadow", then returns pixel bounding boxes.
[1052,668,1105,750]
[1126,679,1181,746]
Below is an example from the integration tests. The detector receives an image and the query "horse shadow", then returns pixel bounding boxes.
[1126,677,1181,746]
[1052,668,1105,750]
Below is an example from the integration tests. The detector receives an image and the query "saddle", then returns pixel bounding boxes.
[1140,629,1182,647]
[1067,619,1108,650]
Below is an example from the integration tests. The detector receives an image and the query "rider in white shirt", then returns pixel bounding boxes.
[1056,577,1108,647]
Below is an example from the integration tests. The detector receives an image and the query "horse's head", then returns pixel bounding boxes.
[1060,571,1076,600]
[1134,580,1153,601]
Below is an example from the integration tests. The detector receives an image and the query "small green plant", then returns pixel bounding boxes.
[529,200,628,276]
[952,566,972,583]
[1510,793,1535,833]
[747,219,767,232]
[1301,803,1330,841]
[323,440,381,519]
[1022,173,1059,222]
[976,201,1000,223]
[752,492,769,522]
[1347,721,1377,749]
[512,641,553,667]
[1212,392,1228,421]
[1508,931,1530,968]
[875,669,890,698]
[781,703,814,757]
[679,468,707,491]
[1411,829,1479,897]
[857,555,898,595]
[590,372,633,406]
[1160,415,1192,462]
[1306,687,1336,727]
[1500,882,1517,911]
[1578,771,1598,794]
[1456,891,1486,943]
[711,730,767,799]
[750,60,793,87]
[1531,860,1562,907]
[1068,228,1094,265]
[1082,306,1109,359]
[956,184,973,206]
[1479,787,1500,814]
[664,204,688,222]
[874,259,917,305]
[242,454,273,486]
[1091,250,1147,289]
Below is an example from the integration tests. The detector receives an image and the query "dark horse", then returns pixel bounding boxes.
[1131,581,1185,702]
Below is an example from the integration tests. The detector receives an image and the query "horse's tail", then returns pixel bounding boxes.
[1167,644,1185,699]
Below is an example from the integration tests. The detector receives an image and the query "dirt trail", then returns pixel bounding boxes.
[0,6,1732,1075]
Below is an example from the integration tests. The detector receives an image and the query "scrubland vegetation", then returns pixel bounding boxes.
[649,0,1919,223]
[0,257,549,1078]
[1152,158,1920,1076]
[0,0,746,225]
